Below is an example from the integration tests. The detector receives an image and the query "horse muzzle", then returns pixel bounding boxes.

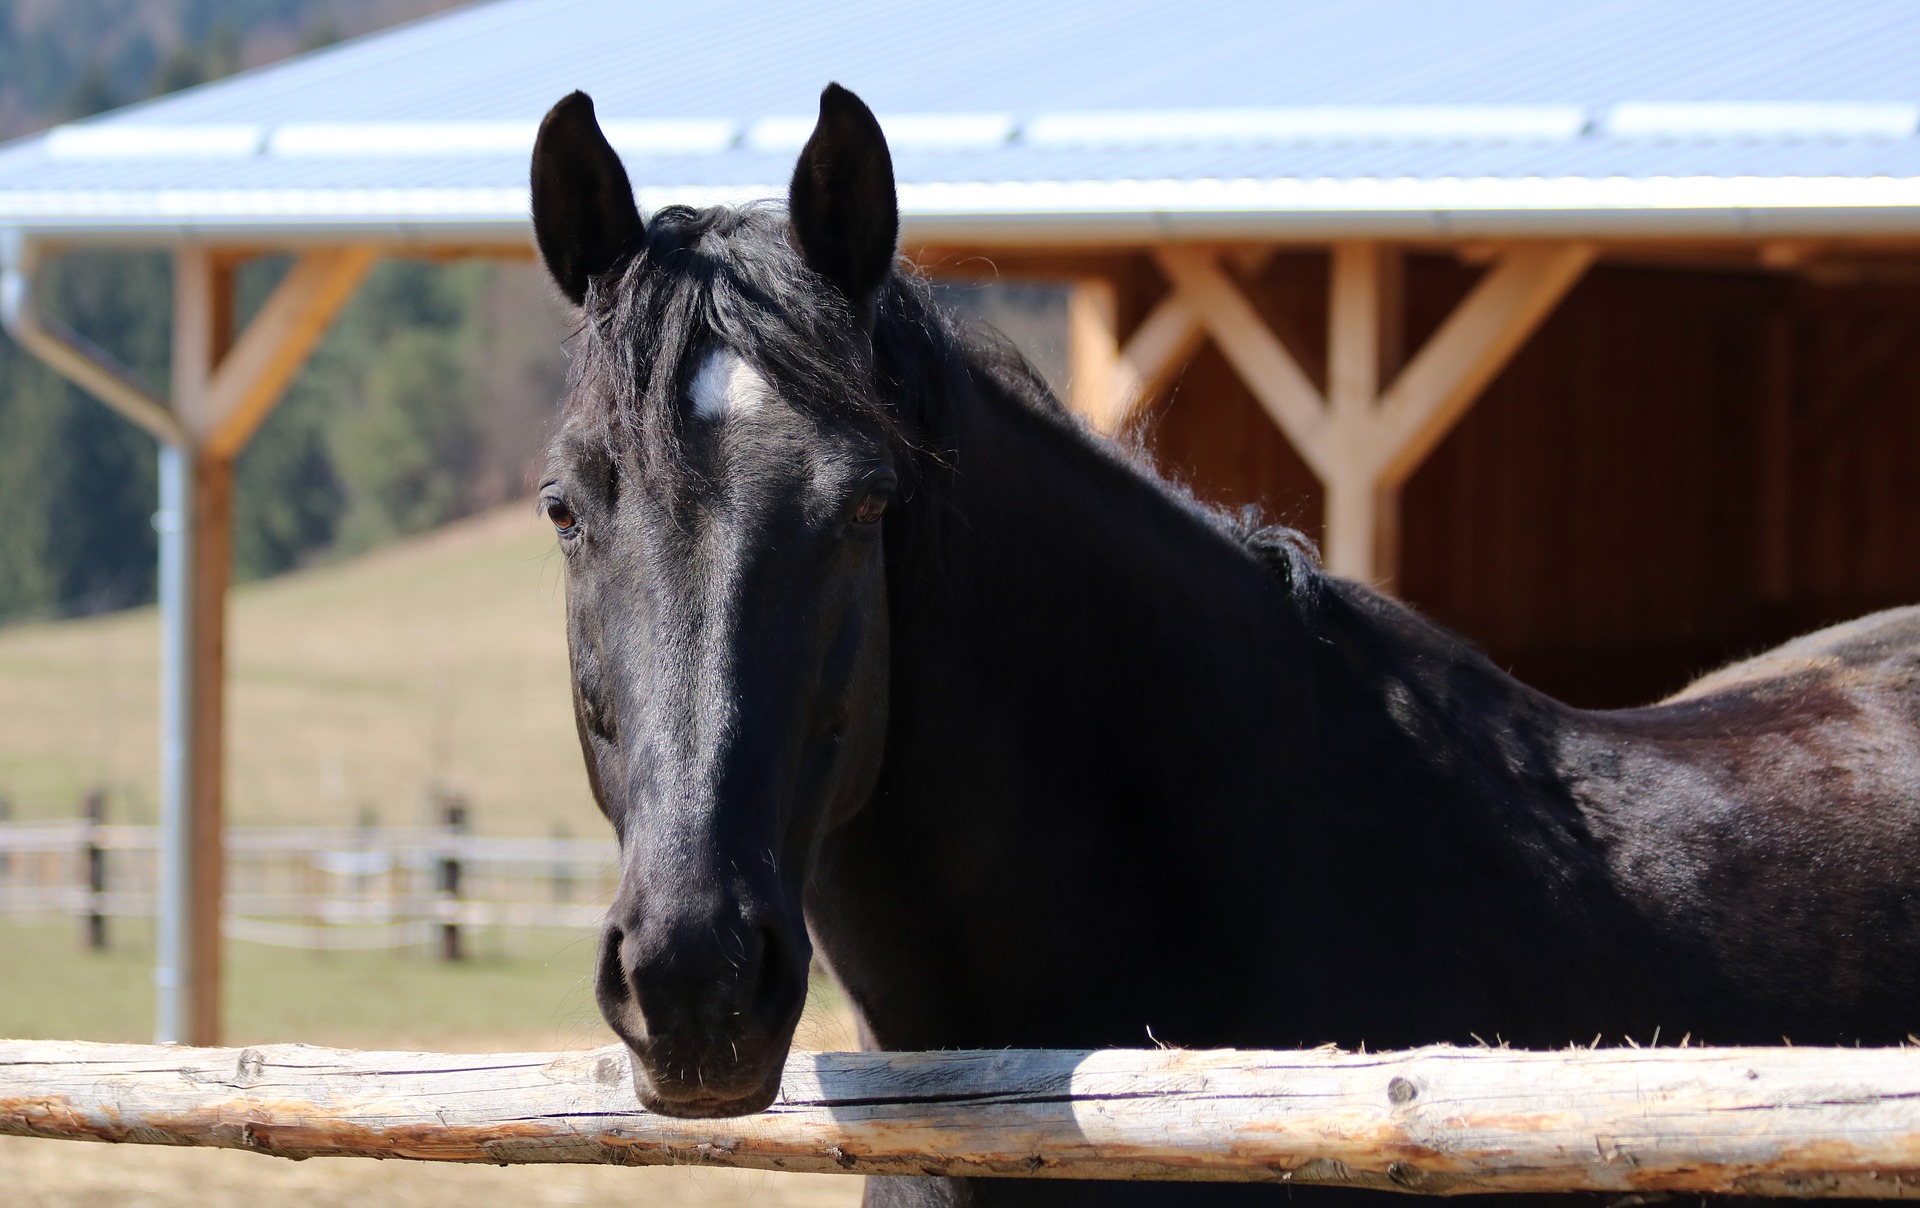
[594,899,809,1117]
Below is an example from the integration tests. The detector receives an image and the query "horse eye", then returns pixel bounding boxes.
[546,500,578,534]
[852,492,888,526]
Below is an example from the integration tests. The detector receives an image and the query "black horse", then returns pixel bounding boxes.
[528,84,1920,1207]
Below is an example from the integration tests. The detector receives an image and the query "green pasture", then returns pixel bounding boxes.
[0,919,600,1049]
[0,506,599,837]
[0,918,858,1053]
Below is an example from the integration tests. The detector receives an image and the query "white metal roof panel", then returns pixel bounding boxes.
[10,0,1920,243]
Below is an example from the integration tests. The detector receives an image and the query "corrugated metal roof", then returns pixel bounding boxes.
[8,0,1920,243]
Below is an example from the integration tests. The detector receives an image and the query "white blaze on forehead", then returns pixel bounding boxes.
[689,349,774,421]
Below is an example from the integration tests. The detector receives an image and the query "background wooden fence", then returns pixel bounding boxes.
[0,819,619,953]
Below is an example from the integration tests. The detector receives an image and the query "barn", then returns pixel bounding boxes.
[4,0,1920,1044]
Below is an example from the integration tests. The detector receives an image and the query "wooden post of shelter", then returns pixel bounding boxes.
[161,246,236,1044]
[1067,279,1120,426]
[1069,276,1206,439]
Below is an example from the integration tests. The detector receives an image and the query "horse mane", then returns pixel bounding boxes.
[565,200,1326,602]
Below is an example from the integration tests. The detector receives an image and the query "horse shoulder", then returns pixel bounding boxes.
[1567,606,1920,1034]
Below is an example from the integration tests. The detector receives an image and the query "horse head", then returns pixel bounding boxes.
[530,84,901,1116]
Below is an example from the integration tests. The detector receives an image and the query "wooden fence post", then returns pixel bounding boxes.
[351,808,374,939]
[303,831,324,953]
[80,790,107,951]
[438,799,468,962]
[550,822,572,905]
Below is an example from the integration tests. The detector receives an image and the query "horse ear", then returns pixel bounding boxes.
[531,91,644,306]
[788,83,898,327]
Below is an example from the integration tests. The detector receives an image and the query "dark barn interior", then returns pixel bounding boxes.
[1060,250,1920,707]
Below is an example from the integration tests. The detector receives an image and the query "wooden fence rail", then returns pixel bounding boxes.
[6,1040,1920,1195]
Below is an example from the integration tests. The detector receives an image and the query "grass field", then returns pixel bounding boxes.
[0,919,608,1049]
[0,506,599,836]
[0,919,859,1052]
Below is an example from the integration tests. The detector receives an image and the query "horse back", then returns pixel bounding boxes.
[1667,605,1920,707]
[1572,606,1920,1042]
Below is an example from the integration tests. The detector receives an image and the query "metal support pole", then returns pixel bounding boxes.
[153,441,195,1044]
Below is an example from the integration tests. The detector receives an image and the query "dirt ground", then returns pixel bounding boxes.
[0,1137,863,1208]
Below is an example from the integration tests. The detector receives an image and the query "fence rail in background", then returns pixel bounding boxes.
[5,1040,1920,1195]
[0,821,619,952]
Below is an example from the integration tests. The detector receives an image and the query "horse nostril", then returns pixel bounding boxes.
[596,923,634,1013]
[750,922,800,1023]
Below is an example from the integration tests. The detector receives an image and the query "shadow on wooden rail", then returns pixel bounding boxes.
[4,1040,1920,1196]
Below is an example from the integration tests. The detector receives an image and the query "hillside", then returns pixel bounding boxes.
[0,505,596,837]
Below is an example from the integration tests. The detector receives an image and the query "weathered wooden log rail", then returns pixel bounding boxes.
[6,1040,1920,1196]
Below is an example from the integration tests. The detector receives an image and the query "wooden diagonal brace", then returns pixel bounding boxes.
[1109,293,1206,430]
[0,234,184,445]
[199,247,377,459]
[1155,248,1329,476]
[1370,243,1595,488]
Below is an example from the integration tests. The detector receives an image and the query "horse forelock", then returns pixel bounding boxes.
[560,203,893,477]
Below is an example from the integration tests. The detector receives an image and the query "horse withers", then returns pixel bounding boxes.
[529,83,1920,1205]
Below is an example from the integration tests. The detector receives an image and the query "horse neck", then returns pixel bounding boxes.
[1305,579,1595,832]
[885,372,1315,799]
[878,362,1584,834]
[817,348,1607,1049]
